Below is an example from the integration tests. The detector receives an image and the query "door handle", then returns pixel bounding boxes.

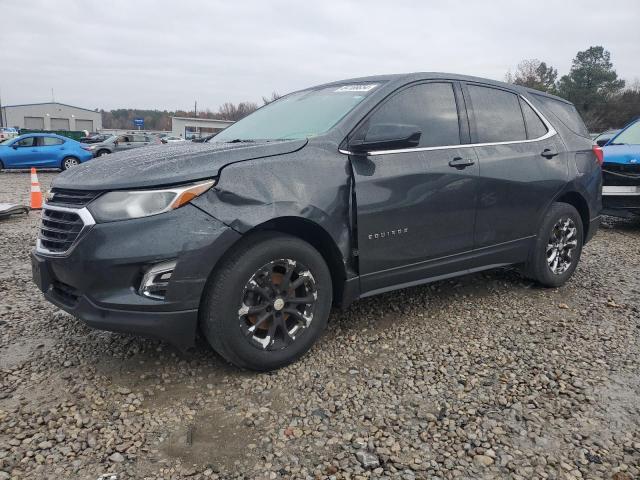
[541,147,559,159]
[448,157,475,169]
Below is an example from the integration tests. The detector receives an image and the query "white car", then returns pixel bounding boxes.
[161,136,186,144]
[0,127,19,143]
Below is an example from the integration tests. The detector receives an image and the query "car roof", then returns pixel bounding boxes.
[15,133,69,140]
[308,71,575,105]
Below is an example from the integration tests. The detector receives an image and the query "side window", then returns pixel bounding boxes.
[14,137,36,147]
[133,135,147,143]
[521,100,548,139]
[365,82,460,148]
[40,137,65,146]
[467,85,526,143]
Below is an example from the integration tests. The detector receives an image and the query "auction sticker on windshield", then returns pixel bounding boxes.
[334,84,378,92]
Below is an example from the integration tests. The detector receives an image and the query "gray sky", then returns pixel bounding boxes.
[2,0,639,111]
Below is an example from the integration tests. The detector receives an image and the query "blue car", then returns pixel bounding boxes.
[0,133,93,170]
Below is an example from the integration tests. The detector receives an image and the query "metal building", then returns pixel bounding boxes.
[1,102,102,132]
[171,116,234,139]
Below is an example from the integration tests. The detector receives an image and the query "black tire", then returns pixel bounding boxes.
[61,156,80,170]
[96,149,110,157]
[0,160,4,170]
[527,202,583,287]
[200,232,332,371]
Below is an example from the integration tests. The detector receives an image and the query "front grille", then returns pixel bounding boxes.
[47,188,101,207]
[602,163,640,187]
[39,208,85,254]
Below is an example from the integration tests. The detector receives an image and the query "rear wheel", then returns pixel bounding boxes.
[61,156,79,170]
[200,232,332,371]
[527,202,583,287]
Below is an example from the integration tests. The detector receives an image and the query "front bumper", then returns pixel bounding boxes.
[31,204,241,347]
[602,186,640,217]
[602,164,640,217]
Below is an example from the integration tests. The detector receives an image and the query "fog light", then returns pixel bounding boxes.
[139,260,176,300]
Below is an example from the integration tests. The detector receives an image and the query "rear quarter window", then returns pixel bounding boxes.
[530,94,589,138]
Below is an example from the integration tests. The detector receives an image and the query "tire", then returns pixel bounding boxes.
[61,156,80,170]
[527,202,583,287]
[96,149,110,157]
[200,232,332,371]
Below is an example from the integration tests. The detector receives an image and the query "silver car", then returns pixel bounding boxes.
[83,134,155,157]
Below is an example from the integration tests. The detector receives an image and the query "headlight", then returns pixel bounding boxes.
[88,179,215,222]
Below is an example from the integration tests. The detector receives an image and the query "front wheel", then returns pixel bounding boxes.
[96,149,110,157]
[527,202,583,287]
[200,232,332,371]
[61,156,80,170]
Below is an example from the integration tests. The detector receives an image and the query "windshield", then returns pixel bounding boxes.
[610,121,640,145]
[213,83,381,142]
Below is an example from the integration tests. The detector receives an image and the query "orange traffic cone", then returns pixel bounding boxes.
[30,167,43,210]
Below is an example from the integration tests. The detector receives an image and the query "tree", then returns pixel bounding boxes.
[262,91,281,105]
[557,46,625,129]
[598,81,640,129]
[510,59,558,93]
[217,101,259,121]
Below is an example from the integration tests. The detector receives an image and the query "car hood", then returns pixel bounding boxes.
[602,144,640,165]
[53,139,308,190]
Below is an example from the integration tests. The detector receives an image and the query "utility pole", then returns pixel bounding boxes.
[194,100,197,118]
[51,88,55,102]
[0,88,4,128]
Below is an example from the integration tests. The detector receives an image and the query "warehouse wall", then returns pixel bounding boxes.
[2,103,102,131]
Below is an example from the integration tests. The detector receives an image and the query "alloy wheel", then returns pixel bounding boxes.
[63,157,79,169]
[546,217,578,275]
[238,258,317,351]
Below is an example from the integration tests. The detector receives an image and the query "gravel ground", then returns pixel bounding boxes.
[1,170,639,480]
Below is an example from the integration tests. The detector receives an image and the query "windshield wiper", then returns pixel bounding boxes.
[227,138,255,143]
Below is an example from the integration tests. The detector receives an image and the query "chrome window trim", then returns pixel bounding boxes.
[36,204,96,257]
[339,95,557,156]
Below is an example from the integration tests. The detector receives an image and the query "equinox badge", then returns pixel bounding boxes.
[368,228,408,240]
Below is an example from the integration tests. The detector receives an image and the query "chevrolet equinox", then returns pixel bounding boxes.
[32,73,602,371]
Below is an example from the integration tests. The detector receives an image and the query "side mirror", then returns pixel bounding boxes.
[596,139,608,147]
[349,123,421,154]
[12,144,18,149]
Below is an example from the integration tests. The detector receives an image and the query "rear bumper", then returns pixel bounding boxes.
[31,204,241,347]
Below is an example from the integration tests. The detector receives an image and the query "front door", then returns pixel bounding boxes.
[349,81,478,294]
[10,136,39,167]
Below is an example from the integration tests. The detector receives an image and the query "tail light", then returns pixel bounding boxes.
[592,145,604,166]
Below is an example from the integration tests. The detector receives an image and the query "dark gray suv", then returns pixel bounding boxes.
[31,73,601,371]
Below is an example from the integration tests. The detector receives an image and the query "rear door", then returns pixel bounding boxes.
[462,82,566,263]
[350,81,479,294]
[35,136,67,167]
